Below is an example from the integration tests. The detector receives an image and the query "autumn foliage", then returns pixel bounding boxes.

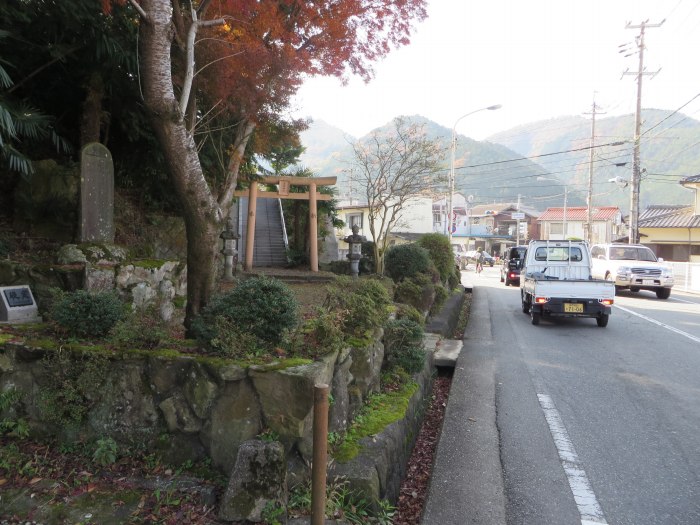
[104,0,427,122]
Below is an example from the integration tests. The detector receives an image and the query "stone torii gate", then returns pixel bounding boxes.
[234,176,336,272]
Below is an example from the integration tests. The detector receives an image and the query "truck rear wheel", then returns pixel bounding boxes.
[530,307,541,325]
[596,314,609,327]
[521,293,530,314]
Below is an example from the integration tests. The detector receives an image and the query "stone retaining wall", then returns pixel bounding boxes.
[0,337,383,477]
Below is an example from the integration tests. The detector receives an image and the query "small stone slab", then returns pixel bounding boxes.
[433,339,463,368]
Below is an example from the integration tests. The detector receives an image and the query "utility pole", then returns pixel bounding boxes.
[623,19,664,244]
[584,97,605,243]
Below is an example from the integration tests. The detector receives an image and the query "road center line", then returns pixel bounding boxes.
[615,305,700,344]
[537,394,608,525]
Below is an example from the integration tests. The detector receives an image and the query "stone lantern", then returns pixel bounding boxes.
[343,224,366,278]
[220,216,239,281]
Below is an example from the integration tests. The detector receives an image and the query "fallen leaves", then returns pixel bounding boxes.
[394,373,452,525]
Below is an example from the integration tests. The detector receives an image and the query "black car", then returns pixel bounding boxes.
[500,245,527,286]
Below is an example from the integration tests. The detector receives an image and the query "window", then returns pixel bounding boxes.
[534,246,583,262]
[549,223,563,235]
[347,213,363,230]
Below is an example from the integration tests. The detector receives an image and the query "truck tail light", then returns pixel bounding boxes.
[535,296,549,304]
[599,298,614,306]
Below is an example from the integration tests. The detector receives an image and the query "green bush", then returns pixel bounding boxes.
[430,284,449,314]
[109,306,168,349]
[384,318,425,375]
[384,243,431,282]
[447,264,461,290]
[360,240,376,274]
[192,276,299,351]
[327,260,352,275]
[324,277,392,337]
[394,303,424,325]
[394,273,434,312]
[51,290,124,338]
[288,306,346,357]
[417,233,454,283]
[354,277,393,310]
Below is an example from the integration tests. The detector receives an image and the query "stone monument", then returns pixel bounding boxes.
[80,142,114,243]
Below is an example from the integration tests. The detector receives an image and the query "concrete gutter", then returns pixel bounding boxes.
[421,286,507,525]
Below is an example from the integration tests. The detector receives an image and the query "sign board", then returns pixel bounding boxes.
[512,212,525,220]
[0,285,40,323]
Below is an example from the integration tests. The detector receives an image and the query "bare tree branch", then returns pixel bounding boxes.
[348,117,446,273]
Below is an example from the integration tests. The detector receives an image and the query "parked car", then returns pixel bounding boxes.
[500,245,527,286]
[590,243,674,299]
[465,250,495,267]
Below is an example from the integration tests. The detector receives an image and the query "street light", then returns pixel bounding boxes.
[538,176,568,240]
[448,104,502,244]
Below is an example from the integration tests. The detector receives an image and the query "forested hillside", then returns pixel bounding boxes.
[487,110,700,211]
[300,110,700,213]
[299,116,571,211]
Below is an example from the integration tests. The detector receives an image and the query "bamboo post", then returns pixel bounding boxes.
[311,383,329,525]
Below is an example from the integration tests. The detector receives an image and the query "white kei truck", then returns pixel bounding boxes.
[520,240,615,327]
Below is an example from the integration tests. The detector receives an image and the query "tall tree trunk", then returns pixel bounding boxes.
[139,0,223,330]
[80,72,104,146]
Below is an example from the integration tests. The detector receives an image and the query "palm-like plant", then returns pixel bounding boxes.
[0,30,68,176]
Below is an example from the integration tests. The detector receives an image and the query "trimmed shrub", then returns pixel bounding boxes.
[354,277,393,311]
[324,277,392,337]
[383,318,425,374]
[384,243,431,282]
[417,233,454,283]
[394,303,424,325]
[192,276,299,351]
[394,273,435,312]
[51,290,123,338]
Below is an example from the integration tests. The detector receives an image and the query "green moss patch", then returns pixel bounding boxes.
[333,381,418,463]
[249,358,313,372]
[128,259,168,270]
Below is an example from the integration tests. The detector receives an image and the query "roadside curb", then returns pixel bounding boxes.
[421,286,507,525]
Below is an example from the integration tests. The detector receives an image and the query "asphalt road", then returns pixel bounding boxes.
[427,266,700,525]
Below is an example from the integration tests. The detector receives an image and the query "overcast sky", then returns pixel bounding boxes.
[290,0,700,140]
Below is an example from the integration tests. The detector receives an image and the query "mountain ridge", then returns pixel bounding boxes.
[299,110,700,212]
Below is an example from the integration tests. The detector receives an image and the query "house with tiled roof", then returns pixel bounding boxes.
[432,197,540,255]
[639,175,700,262]
[537,206,622,243]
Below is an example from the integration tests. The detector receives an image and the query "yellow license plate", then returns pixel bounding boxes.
[564,303,583,313]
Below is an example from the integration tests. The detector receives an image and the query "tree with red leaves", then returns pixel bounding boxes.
[105,0,427,331]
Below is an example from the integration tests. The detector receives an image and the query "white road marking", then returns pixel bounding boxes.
[537,394,608,525]
[615,305,700,344]
[670,297,696,305]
